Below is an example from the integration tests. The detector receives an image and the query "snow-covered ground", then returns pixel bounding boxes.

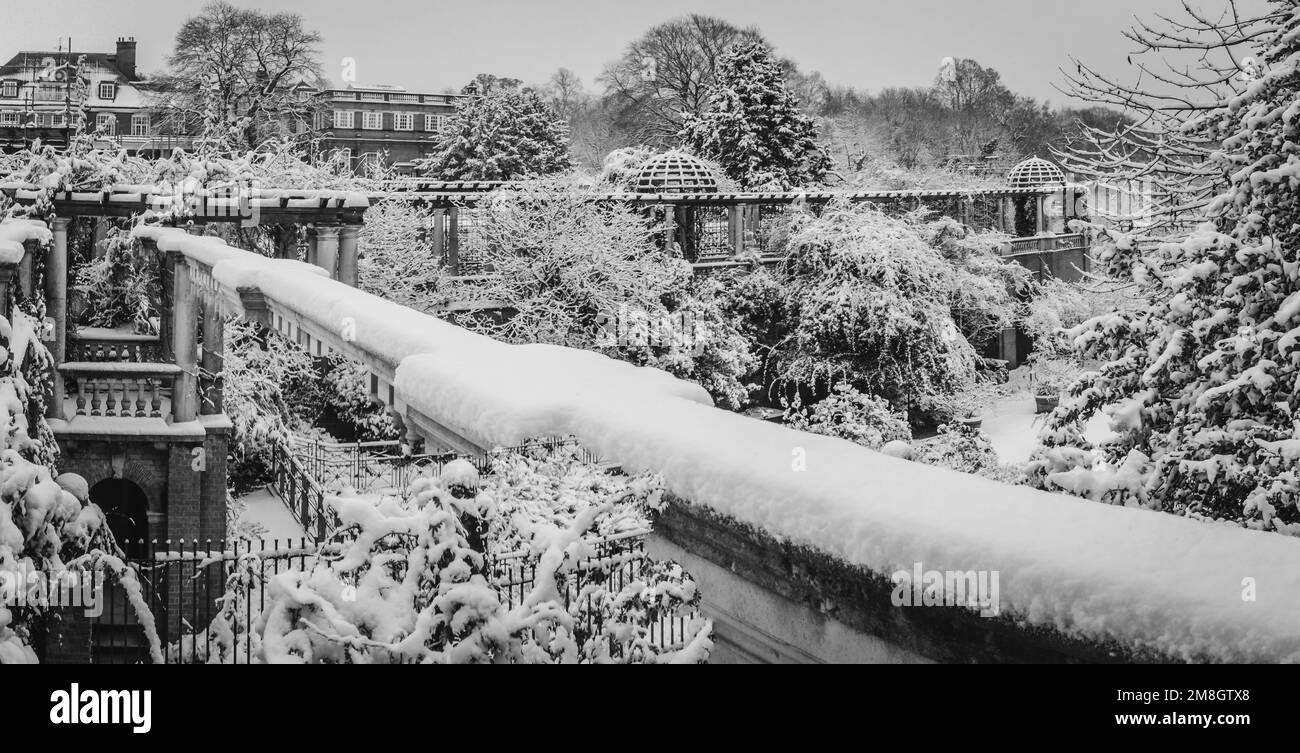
[982,394,1115,465]
[233,487,306,541]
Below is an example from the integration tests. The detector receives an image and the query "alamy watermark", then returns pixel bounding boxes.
[1,564,103,618]
[596,304,708,355]
[890,561,1000,618]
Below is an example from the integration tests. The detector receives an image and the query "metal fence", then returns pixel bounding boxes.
[58,525,684,664]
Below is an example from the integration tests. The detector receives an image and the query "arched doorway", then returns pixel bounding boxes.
[89,478,149,556]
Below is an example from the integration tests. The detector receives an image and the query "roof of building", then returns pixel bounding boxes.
[0,52,136,82]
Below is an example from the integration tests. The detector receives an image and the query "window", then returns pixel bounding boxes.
[0,111,18,126]
[131,113,149,136]
[424,114,448,133]
[49,112,66,127]
[362,111,383,130]
[0,81,17,98]
[393,112,413,131]
[95,112,116,136]
[98,82,117,100]
[333,110,354,129]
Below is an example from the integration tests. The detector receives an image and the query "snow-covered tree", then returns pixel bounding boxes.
[0,281,152,662]
[447,181,755,409]
[1031,3,1300,535]
[681,41,832,189]
[417,90,572,181]
[357,198,445,312]
[751,201,1025,421]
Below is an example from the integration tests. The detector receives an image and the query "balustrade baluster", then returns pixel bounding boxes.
[150,380,162,418]
[135,379,147,417]
[105,380,118,416]
[90,381,102,416]
[75,379,87,415]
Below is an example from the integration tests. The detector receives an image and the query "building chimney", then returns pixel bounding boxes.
[115,37,137,80]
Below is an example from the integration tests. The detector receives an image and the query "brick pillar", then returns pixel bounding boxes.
[46,217,69,420]
[172,257,198,422]
[315,226,339,278]
[338,225,360,287]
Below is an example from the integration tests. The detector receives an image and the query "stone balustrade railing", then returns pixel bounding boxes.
[127,225,1300,664]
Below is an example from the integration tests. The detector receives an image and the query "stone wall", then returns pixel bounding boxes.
[648,498,1162,664]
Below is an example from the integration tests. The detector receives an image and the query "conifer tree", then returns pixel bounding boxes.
[1032,2,1300,535]
[680,41,831,189]
[418,89,572,180]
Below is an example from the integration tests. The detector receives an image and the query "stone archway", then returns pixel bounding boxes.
[89,478,150,556]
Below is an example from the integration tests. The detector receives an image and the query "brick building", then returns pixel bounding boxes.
[0,37,192,155]
[317,84,473,174]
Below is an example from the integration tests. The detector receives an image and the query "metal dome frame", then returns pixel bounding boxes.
[1007,157,1065,188]
[632,153,720,194]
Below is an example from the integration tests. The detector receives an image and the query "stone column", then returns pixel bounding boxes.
[338,225,360,287]
[45,218,69,420]
[199,293,224,415]
[446,208,460,274]
[0,262,16,324]
[315,226,340,279]
[172,256,198,422]
[431,209,446,267]
[18,239,34,300]
[728,204,745,257]
[305,227,319,266]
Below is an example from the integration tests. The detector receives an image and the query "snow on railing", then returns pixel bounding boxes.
[134,225,1300,663]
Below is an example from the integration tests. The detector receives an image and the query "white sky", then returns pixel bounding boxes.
[0,0,1273,104]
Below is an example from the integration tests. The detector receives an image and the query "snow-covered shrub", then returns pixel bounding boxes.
[785,384,912,449]
[357,198,445,312]
[478,445,664,557]
[319,357,398,442]
[916,422,1023,483]
[198,460,709,664]
[1030,8,1300,534]
[72,229,159,334]
[770,201,990,419]
[446,181,755,409]
[222,319,326,493]
[923,214,1031,350]
[0,307,153,663]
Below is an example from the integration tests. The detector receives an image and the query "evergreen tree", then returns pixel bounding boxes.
[418,89,572,180]
[680,41,832,189]
[1031,3,1300,535]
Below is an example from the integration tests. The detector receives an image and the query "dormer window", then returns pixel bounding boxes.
[0,81,17,99]
[98,82,117,100]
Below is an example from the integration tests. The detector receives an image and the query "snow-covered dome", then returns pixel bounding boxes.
[631,153,720,194]
[1007,157,1066,188]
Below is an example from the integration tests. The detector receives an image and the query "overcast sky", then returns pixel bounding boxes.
[0,0,1270,104]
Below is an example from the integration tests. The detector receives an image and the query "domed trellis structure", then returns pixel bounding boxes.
[1006,157,1066,188]
[632,153,720,194]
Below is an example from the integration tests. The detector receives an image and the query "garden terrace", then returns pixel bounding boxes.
[88,225,1300,664]
[0,182,1085,273]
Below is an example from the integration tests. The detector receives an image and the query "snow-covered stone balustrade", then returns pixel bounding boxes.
[131,225,1300,664]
